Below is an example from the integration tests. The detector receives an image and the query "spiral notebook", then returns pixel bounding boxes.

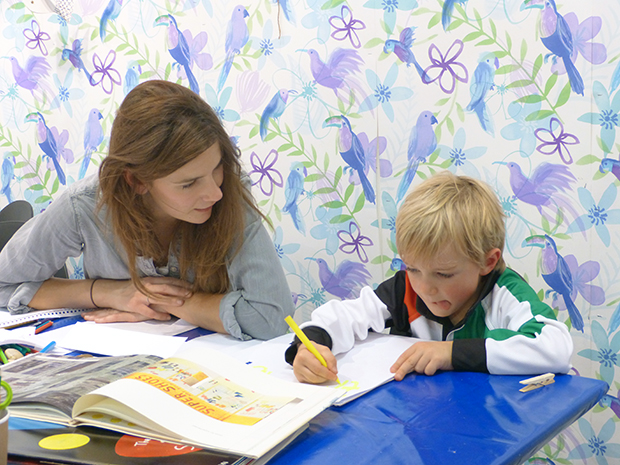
[0,308,87,328]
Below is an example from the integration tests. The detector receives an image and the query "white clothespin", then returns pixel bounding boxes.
[519,373,555,392]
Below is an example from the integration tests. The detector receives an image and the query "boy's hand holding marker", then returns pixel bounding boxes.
[293,342,339,384]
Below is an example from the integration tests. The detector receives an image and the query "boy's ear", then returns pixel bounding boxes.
[123,170,148,195]
[482,248,501,275]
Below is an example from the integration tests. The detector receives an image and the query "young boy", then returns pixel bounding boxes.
[286,171,573,384]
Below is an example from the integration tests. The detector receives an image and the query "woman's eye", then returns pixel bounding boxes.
[181,181,195,189]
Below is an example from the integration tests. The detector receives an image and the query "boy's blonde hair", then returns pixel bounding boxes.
[395,171,506,272]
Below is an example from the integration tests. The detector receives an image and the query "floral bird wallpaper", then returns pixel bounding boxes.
[2,0,620,461]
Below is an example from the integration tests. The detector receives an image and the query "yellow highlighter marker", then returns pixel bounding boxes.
[285,316,339,383]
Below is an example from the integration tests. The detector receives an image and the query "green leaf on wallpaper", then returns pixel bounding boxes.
[43,169,50,184]
[314,187,335,195]
[428,13,441,29]
[555,82,571,108]
[456,102,465,122]
[524,110,554,121]
[10,2,25,9]
[51,178,60,195]
[344,183,354,202]
[439,159,453,169]
[264,131,277,142]
[274,204,282,222]
[352,194,365,214]
[507,79,532,89]
[489,19,497,39]
[256,8,263,27]
[597,135,611,153]
[298,134,305,152]
[412,7,432,16]
[257,199,268,207]
[117,44,129,51]
[515,94,544,104]
[288,150,303,156]
[371,255,392,265]
[13,162,27,169]
[278,143,294,152]
[380,19,392,35]
[520,39,528,63]
[233,62,242,71]
[329,214,353,224]
[593,170,606,181]
[532,54,543,81]
[495,64,518,75]
[446,116,454,135]
[388,239,398,254]
[29,184,44,191]
[462,31,482,43]
[36,195,52,204]
[494,51,509,59]
[446,18,463,31]
[334,166,343,187]
[541,214,551,234]
[321,0,345,10]
[305,173,324,183]
[164,63,172,80]
[543,72,558,95]
[418,171,428,180]
[323,200,345,209]
[576,154,600,165]
[364,38,384,49]
[323,153,330,172]
[505,32,512,53]
[436,97,450,106]
[248,125,259,139]
[312,146,318,163]
[141,71,156,79]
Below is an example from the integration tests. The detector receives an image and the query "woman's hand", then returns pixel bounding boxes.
[83,277,193,323]
[292,342,339,384]
[390,341,454,380]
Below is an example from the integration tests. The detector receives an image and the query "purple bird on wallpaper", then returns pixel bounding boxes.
[283,163,307,235]
[307,257,371,300]
[260,89,295,140]
[383,27,427,83]
[100,0,122,40]
[323,115,375,204]
[442,0,468,30]
[467,53,499,136]
[525,0,584,95]
[599,155,620,182]
[154,14,199,95]
[61,40,93,84]
[397,111,438,203]
[7,56,50,95]
[218,5,249,93]
[523,234,584,332]
[80,109,104,180]
[25,112,66,186]
[298,48,365,102]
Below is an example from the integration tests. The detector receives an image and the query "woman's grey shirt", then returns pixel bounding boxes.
[0,175,294,340]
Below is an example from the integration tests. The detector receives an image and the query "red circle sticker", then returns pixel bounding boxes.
[115,435,202,457]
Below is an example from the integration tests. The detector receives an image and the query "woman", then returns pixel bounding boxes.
[0,80,294,340]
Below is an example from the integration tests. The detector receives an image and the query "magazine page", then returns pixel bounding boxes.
[72,347,342,458]
[4,354,162,422]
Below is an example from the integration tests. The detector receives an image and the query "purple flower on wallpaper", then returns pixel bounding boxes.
[180,30,213,82]
[236,71,270,114]
[248,149,283,196]
[349,132,392,186]
[551,254,605,313]
[551,13,606,76]
[534,117,579,164]
[338,221,373,263]
[90,50,121,94]
[45,126,73,175]
[329,5,365,49]
[422,39,468,94]
[23,20,50,56]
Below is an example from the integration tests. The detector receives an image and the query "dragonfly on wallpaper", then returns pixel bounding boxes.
[260,89,296,141]
[61,39,93,85]
[323,115,375,205]
[6,56,50,97]
[467,53,499,136]
[155,14,199,95]
[306,257,371,300]
[523,0,584,96]
[396,110,438,203]
[80,109,104,180]
[298,48,365,102]
[523,234,584,332]
[283,162,307,235]
[25,112,66,186]
[218,5,249,93]
[383,27,428,83]
[100,0,122,41]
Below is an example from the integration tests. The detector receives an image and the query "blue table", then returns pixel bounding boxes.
[269,372,608,465]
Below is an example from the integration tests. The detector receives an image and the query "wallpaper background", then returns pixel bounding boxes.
[1,0,619,462]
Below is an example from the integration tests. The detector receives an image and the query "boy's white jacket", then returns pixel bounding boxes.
[299,269,573,375]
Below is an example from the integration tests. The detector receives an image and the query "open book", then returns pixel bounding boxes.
[3,348,341,459]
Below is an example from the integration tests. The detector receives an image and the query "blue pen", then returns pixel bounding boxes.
[40,341,56,354]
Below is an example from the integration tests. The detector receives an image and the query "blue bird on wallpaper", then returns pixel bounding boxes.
[599,391,620,420]
[61,39,93,84]
[306,257,371,300]
[1,155,15,204]
[275,0,295,24]
[523,234,584,332]
[100,0,122,41]
[524,0,583,96]
[260,89,295,140]
[80,109,104,180]
[323,115,375,205]
[599,156,620,182]
[442,0,468,30]
[467,53,499,135]
[298,48,365,101]
[283,163,307,235]
[383,27,427,83]
[397,111,438,203]
[124,62,141,95]
[7,56,50,96]
[155,14,200,95]
[25,112,66,186]
[218,5,249,93]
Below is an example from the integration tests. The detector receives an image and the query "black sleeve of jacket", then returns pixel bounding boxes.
[452,339,488,372]
[284,326,333,366]
[373,271,412,337]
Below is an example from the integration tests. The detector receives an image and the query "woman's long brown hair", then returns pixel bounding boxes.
[98,80,261,295]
